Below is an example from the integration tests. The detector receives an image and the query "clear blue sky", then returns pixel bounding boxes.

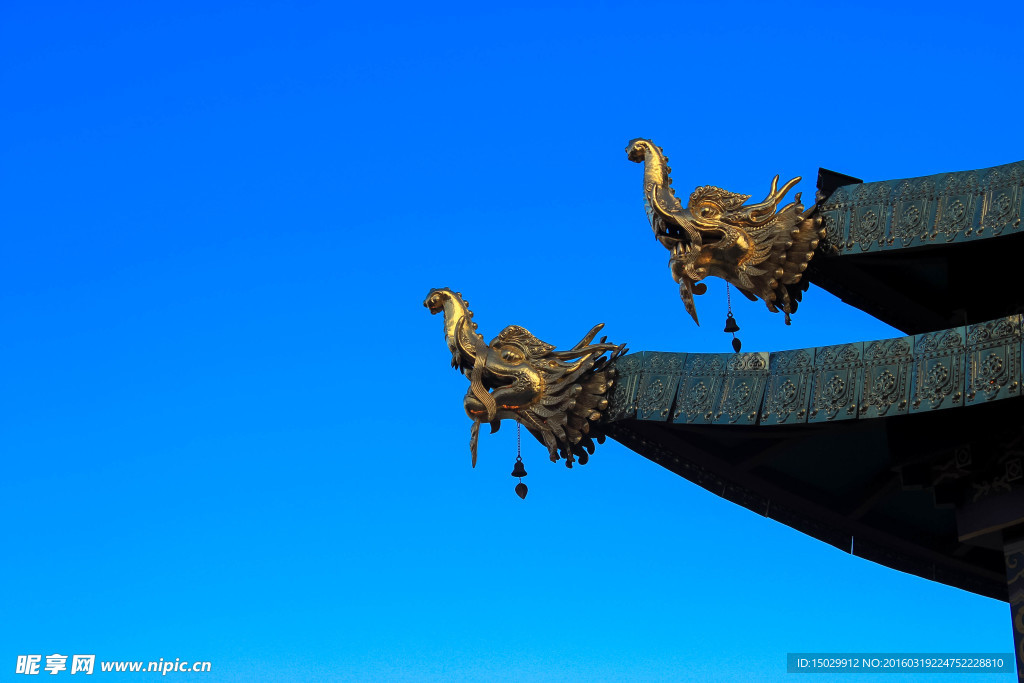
[2,1,1022,681]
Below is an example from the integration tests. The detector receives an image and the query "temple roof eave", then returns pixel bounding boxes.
[604,314,1023,601]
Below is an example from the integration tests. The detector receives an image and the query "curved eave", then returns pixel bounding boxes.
[605,315,1023,602]
[808,161,1024,334]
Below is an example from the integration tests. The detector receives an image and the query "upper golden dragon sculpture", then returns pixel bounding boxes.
[425,288,626,469]
[626,138,824,325]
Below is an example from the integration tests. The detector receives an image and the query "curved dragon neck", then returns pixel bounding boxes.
[640,144,681,219]
[437,290,484,373]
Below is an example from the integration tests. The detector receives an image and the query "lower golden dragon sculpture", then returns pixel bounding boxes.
[626,138,824,324]
[425,288,626,469]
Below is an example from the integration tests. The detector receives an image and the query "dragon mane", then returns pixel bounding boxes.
[492,324,626,467]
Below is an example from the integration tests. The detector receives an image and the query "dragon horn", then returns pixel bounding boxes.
[745,175,801,216]
[775,176,801,200]
[569,324,605,351]
[549,342,621,361]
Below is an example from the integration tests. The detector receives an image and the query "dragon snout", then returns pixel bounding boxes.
[625,138,651,162]
[424,292,443,314]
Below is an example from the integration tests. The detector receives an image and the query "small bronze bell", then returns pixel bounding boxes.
[723,286,742,353]
[724,311,741,352]
[511,424,528,500]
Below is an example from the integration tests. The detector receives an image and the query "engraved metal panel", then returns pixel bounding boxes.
[947,171,984,244]
[887,179,936,249]
[847,184,890,252]
[931,190,977,243]
[605,352,645,422]
[673,354,728,425]
[859,335,914,419]
[980,164,1023,237]
[818,185,851,254]
[761,348,814,425]
[636,352,685,421]
[713,352,770,425]
[818,159,1024,254]
[910,326,966,413]
[809,342,862,422]
[966,315,1021,405]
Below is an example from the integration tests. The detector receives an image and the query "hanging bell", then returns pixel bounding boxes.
[511,459,527,478]
[723,313,740,334]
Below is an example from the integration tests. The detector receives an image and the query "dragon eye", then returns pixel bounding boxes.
[698,203,720,219]
[501,348,523,363]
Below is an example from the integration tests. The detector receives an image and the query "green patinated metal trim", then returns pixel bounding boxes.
[809,342,862,422]
[672,352,769,425]
[912,326,966,412]
[819,160,1024,254]
[608,314,1022,426]
[605,351,644,422]
[762,348,814,424]
[638,352,685,421]
[967,316,1022,405]
[861,336,913,418]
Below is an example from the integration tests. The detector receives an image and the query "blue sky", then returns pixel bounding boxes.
[2,1,1023,681]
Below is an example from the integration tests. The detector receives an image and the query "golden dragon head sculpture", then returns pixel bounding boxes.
[626,138,824,324]
[424,287,626,470]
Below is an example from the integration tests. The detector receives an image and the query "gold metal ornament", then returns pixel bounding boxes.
[626,138,825,325]
[424,288,627,469]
